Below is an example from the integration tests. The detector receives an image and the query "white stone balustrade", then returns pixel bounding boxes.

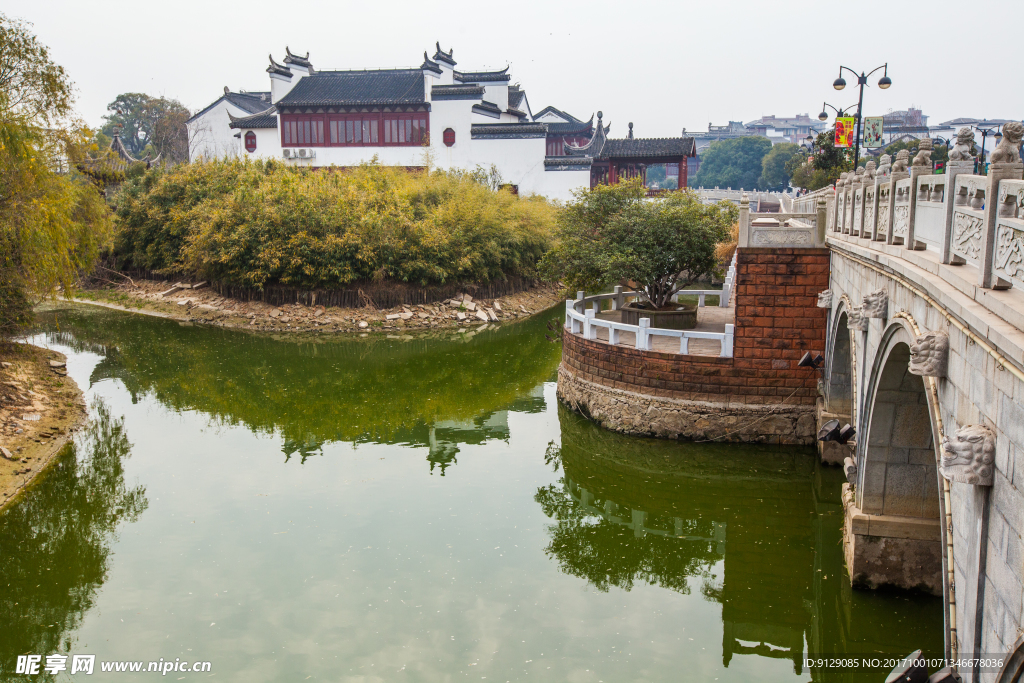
[563,268,736,358]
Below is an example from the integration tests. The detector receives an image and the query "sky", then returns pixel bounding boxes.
[8,0,1023,136]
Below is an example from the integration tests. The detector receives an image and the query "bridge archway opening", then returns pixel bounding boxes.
[827,311,853,420]
[859,339,939,518]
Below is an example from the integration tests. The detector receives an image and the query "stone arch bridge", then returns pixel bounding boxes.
[788,150,1024,683]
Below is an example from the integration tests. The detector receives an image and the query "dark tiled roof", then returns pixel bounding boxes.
[471,123,547,139]
[187,91,272,123]
[506,107,528,120]
[454,67,510,83]
[229,107,278,129]
[472,101,502,118]
[283,47,312,69]
[601,137,696,158]
[547,114,594,136]
[277,70,425,107]
[431,84,485,100]
[508,86,525,109]
[533,106,582,124]
[433,43,456,66]
[544,156,593,170]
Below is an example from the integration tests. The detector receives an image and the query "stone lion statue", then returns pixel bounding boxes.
[940,424,996,486]
[912,138,933,167]
[892,149,910,173]
[862,288,888,318]
[909,330,949,377]
[817,290,834,308]
[864,160,877,180]
[837,172,849,189]
[948,127,976,161]
[876,154,892,176]
[990,121,1023,164]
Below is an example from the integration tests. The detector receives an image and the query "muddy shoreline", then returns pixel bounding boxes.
[0,345,87,513]
[76,279,566,335]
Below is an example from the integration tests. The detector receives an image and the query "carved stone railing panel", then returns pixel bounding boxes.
[892,177,913,244]
[914,174,947,251]
[950,175,988,266]
[837,192,847,233]
[852,188,864,237]
[993,179,1024,290]
[749,224,817,247]
[876,182,891,241]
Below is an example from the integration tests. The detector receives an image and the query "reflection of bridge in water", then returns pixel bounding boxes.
[545,409,942,679]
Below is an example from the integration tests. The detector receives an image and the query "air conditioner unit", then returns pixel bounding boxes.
[282,148,315,159]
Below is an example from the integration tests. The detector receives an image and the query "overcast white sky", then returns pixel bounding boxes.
[8,0,1022,136]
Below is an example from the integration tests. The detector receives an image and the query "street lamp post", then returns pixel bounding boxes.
[830,64,892,170]
[974,124,1002,174]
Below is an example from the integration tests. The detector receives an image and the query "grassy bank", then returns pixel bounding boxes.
[112,160,558,291]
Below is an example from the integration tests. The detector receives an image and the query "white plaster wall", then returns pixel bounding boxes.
[537,170,589,202]
[237,128,280,159]
[188,101,260,161]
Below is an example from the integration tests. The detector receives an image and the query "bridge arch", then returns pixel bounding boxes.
[825,298,856,423]
[856,318,940,519]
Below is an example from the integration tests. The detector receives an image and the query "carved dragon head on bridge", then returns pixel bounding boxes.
[940,424,996,486]
[909,331,949,377]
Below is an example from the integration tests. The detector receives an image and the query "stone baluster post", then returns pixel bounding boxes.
[611,285,624,311]
[816,197,828,246]
[905,164,932,250]
[871,175,886,241]
[722,323,735,358]
[585,309,597,339]
[886,170,908,245]
[636,318,651,350]
[737,193,751,248]
[979,161,1024,288]
[851,173,865,237]
[941,159,976,264]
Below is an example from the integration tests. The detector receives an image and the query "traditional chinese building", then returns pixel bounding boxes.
[563,115,697,191]
[186,44,693,200]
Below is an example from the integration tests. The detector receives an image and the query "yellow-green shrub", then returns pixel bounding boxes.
[113,159,557,289]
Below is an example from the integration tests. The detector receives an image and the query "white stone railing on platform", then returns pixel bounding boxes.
[563,254,737,357]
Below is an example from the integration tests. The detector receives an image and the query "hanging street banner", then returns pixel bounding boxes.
[863,117,884,148]
[835,118,855,148]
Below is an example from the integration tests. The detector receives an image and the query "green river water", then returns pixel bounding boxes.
[1,304,942,682]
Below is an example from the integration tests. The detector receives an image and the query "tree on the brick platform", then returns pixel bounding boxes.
[541,179,735,308]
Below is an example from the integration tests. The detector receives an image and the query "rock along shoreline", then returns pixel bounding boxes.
[74,279,567,335]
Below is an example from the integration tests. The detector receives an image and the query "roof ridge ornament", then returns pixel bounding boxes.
[267,54,292,78]
[433,42,456,66]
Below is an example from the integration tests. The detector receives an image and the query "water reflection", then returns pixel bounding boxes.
[35,305,561,475]
[542,407,943,681]
[0,401,148,679]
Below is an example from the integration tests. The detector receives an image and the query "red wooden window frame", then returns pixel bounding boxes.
[328,114,379,146]
[281,111,429,147]
[281,113,324,147]
[443,128,455,147]
[244,131,257,153]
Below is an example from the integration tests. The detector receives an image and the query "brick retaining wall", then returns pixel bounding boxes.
[557,247,832,443]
